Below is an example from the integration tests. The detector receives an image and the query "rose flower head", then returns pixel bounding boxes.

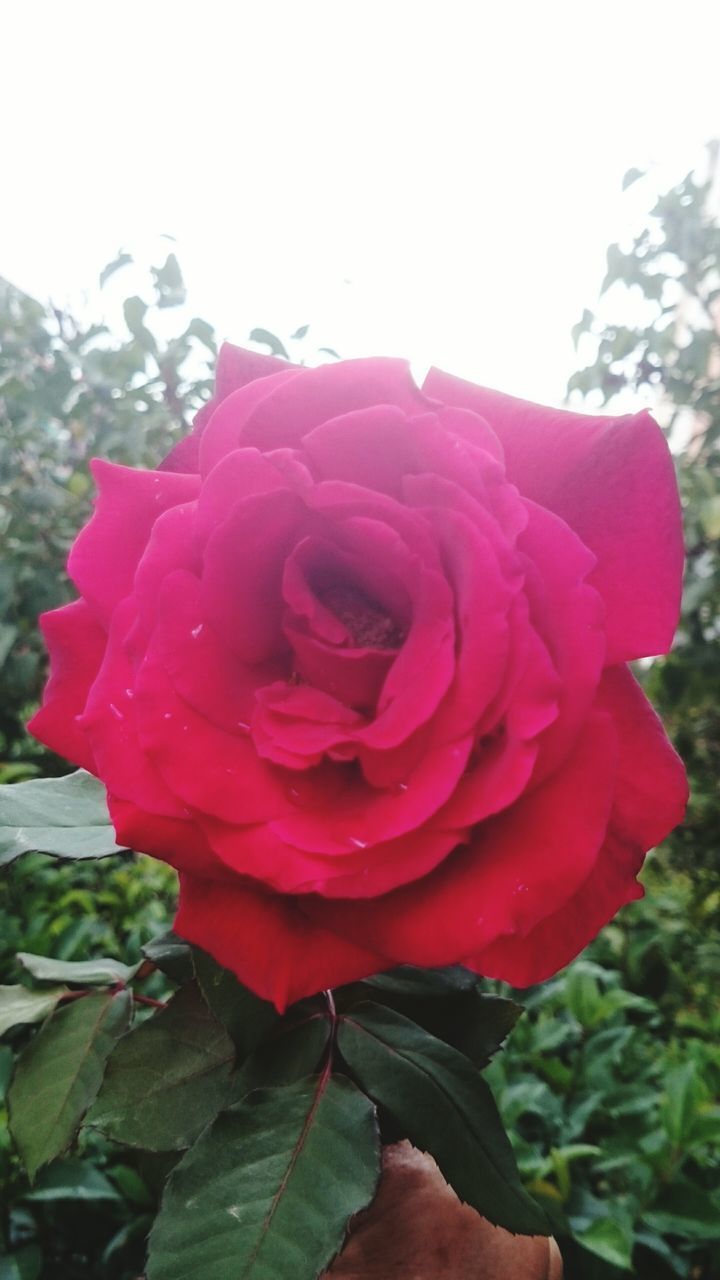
[30,347,688,1009]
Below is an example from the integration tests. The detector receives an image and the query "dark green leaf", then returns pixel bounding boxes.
[643,1183,720,1240]
[123,296,157,352]
[344,968,521,1067]
[16,952,138,986]
[152,254,186,308]
[142,931,194,984]
[0,984,67,1037]
[147,1075,379,1280]
[337,1002,547,1235]
[660,1062,700,1147]
[88,982,234,1151]
[248,327,290,359]
[185,317,216,353]
[575,1217,634,1269]
[0,624,17,668]
[8,990,131,1178]
[0,1046,13,1098]
[22,1158,121,1201]
[622,166,646,190]
[0,1245,42,1280]
[99,251,133,288]
[193,947,277,1056]
[231,1004,330,1099]
[0,770,125,865]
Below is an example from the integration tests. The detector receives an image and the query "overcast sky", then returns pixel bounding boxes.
[2,1,720,404]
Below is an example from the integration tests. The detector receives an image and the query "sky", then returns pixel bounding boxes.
[2,1,720,405]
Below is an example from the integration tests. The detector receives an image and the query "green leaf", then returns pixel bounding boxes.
[152,253,186,308]
[99,251,133,287]
[185,317,216,353]
[88,982,234,1151]
[8,990,131,1178]
[349,967,521,1065]
[575,1217,634,1269]
[147,1075,379,1280]
[22,1158,121,1201]
[231,1004,330,1098]
[142,931,194,984]
[565,966,604,1027]
[0,985,67,1037]
[0,1046,13,1098]
[123,296,157,351]
[622,166,646,190]
[16,952,139,986]
[0,770,125,865]
[248,327,290,359]
[291,324,310,340]
[193,948,277,1056]
[661,1062,700,1147]
[0,1245,42,1280]
[338,1002,547,1235]
[0,624,17,668]
[643,1183,720,1240]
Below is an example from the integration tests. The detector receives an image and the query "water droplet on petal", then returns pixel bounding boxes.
[125,688,134,700]
[109,703,124,721]
[163,712,173,721]
[237,721,250,732]
[190,623,204,639]
[349,837,367,850]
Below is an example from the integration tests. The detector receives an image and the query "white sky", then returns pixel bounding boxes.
[2,0,720,404]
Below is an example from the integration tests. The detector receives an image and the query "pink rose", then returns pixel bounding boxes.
[30,346,687,1008]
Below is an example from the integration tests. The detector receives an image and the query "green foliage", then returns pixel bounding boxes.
[192,946,277,1057]
[0,986,67,1037]
[147,1076,379,1280]
[487,869,720,1279]
[0,850,177,1276]
[0,256,216,769]
[0,770,125,863]
[337,1000,547,1234]
[1,775,537,1275]
[88,983,235,1152]
[8,992,132,1179]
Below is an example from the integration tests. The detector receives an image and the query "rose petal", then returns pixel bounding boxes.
[160,343,294,473]
[79,600,188,818]
[200,488,306,663]
[134,638,291,825]
[27,601,106,772]
[175,872,389,1010]
[459,665,688,985]
[150,570,284,735]
[107,795,227,880]
[129,502,201,655]
[237,357,428,452]
[270,734,474,854]
[423,368,684,662]
[302,714,617,963]
[519,500,605,779]
[68,460,199,622]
